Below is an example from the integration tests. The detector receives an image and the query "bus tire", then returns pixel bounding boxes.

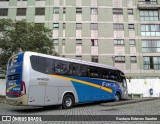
[62,94,74,109]
[115,93,120,102]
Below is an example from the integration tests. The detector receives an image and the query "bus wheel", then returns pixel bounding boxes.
[115,93,120,102]
[62,94,74,109]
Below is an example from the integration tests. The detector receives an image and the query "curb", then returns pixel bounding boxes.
[0,96,6,104]
[0,95,5,98]
[101,98,159,106]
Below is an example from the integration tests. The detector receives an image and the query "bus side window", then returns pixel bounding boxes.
[103,71,109,79]
[89,67,99,78]
[76,64,82,76]
[54,60,68,75]
[60,61,69,75]
[30,55,39,71]
[109,72,119,82]
[55,60,61,74]
[69,63,79,76]
[46,59,52,74]
[80,65,88,77]
[38,57,47,73]
[52,60,55,73]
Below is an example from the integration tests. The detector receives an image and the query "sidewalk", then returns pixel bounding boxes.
[0,95,6,103]
[101,97,159,106]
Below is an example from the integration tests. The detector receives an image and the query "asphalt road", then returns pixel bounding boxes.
[0,98,160,124]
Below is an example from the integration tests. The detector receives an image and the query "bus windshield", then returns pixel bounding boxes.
[122,78,127,88]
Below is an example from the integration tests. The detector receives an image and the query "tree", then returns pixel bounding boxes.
[0,19,58,69]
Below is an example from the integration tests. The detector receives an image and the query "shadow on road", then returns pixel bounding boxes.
[9,101,113,113]
[10,105,61,113]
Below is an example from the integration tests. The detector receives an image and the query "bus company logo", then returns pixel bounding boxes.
[11,56,17,67]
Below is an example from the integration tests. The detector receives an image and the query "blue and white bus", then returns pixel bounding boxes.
[6,52,128,109]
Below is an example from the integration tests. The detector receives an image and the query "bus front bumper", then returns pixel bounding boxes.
[6,94,28,106]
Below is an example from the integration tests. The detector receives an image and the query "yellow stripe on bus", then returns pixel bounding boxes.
[7,85,19,91]
[49,74,112,93]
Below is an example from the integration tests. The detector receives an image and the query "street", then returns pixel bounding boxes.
[0,98,160,124]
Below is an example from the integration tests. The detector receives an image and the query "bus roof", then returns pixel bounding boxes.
[24,51,124,73]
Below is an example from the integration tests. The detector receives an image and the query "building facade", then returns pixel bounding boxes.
[0,0,160,78]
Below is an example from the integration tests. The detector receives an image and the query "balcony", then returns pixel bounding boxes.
[138,1,160,9]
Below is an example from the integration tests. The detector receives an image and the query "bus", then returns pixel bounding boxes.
[6,52,129,109]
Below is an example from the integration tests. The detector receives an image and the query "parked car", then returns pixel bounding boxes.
[0,70,6,79]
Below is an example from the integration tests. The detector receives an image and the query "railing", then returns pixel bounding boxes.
[138,1,159,9]
[139,1,158,5]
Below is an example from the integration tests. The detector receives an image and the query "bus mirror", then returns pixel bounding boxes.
[128,77,131,82]
[128,78,131,82]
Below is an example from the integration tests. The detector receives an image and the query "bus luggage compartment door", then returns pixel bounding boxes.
[45,86,58,105]
[28,86,45,106]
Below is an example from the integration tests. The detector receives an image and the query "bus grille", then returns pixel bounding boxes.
[8,74,21,80]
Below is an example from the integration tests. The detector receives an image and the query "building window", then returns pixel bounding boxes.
[35,8,45,15]
[53,7,59,14]
[142,40,160,53]
[114,39,124,46]
[91,23,98,30]
[91,56,98,63]
[140,10,159,21]
[63,23,65,29]
[128,24,135,30]
[128,9,133,15]
[76,39,82,45]
[113,8,123,15]
[141,24,160,36]
[62,39,65,45]
[129,39,136,46]
[143,56,160,70]
[131,56,137,63]
[115,56,125,63]
[17,8,26,16]
[53,23,59,29]
[91,8,98,15]
[76,8,82,14]
[35,23,44,27]
[91,39,98,46]
[63,8,66,14]
[76,23,82,30]
[76,56,82,60]
[139,0,157,4]
[0,8,8,16]
[113,24,124,30]
[53,39,59,46]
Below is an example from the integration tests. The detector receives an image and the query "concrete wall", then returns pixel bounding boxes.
[127,79,160,97]
[0,79,6,96]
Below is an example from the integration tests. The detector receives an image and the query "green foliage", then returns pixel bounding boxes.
[0,19,57,69]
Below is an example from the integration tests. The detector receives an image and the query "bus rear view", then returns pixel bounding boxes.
[6,53,27,105]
